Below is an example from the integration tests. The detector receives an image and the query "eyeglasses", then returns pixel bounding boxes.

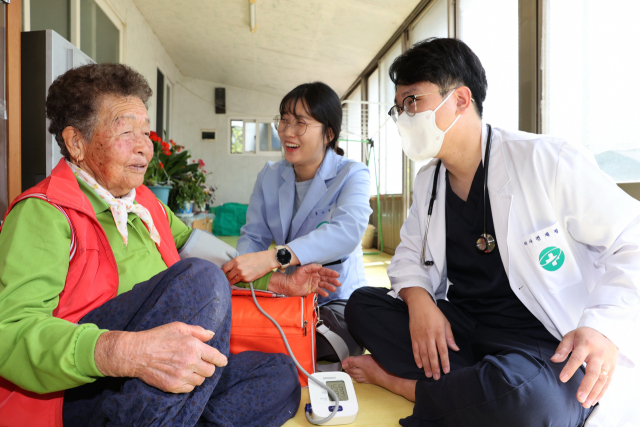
[273,115,323,136]
[388,89,456,122]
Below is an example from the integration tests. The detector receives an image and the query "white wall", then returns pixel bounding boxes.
[106,0,182,130]
[172,76,284,206]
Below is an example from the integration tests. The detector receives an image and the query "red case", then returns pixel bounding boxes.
[230,289,317,386]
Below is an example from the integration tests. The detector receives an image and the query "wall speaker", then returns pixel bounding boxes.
[215,87,225,114]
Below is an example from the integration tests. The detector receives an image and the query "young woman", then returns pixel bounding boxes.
[223,82,372,362]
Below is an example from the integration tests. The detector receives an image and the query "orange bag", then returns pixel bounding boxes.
[230,289,317,386]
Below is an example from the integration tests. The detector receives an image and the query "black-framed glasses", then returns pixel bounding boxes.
[273,115,323,136]
[388,89,456,122]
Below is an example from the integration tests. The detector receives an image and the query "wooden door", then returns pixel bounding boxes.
[1,0,19,218]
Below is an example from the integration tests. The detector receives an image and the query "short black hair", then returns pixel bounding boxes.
[389,37,487,117]
[279,82,344,156]
[46,63,153,159]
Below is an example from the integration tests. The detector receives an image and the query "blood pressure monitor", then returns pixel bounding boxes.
[307,372,359,425]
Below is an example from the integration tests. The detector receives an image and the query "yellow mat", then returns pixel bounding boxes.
[283,380,414,427]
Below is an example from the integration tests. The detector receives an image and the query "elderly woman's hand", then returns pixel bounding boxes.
[94,322,228,393]
[268,264,341,297]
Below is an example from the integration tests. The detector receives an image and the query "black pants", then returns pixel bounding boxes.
[345,287,593,427]
[317,299,365,362]
[63,259,300,427]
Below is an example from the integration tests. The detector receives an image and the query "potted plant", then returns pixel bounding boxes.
[168,159,215,215]
[145,132,215,214]
[144,131,195,205]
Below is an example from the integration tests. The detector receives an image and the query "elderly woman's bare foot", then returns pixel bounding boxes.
[342,355,417,402]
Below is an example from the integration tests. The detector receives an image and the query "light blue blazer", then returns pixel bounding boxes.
[237,149,373,304]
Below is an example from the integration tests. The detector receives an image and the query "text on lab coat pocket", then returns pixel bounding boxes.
[308,203,336,231]
[519,222,583,294]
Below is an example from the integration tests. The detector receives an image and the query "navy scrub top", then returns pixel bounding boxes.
[445,161,555,342]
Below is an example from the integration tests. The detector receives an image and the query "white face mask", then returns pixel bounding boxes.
[396,90,460,162]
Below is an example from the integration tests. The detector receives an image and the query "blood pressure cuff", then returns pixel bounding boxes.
[178,229,271,290]
[178,229,239,267]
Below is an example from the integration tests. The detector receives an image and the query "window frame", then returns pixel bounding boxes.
[229,117,283,156]
[22,0,124,63]
[153,67,171,140]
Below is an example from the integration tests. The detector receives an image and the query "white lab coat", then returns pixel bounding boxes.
[387,125,640,426]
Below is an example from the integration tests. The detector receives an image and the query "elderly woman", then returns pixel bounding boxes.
[0,63,341,427]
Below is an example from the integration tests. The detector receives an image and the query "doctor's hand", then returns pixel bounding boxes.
[551,326,618,408]
[399,287,459,380]
[223,249,279,285]
[268,264,341,297]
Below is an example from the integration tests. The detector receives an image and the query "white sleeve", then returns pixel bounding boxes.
[387,172,436,301]
[556,143,640,364]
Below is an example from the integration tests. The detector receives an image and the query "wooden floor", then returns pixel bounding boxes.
[283,380,414,427]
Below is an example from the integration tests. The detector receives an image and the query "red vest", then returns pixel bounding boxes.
[0,159,180,427]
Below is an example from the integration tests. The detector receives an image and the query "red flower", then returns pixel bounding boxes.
[149,131,160,142]
[159,161,164,169]
[161,141,170,150]
[163,149,171,156]
[170,139,176,146]
[198,159,205,169]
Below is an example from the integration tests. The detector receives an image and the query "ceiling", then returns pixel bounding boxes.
[132,0,420,97]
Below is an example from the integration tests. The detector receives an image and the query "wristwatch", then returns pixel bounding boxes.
[275,245,292,269]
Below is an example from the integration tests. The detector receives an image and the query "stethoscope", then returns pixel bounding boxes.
[421,124,496,267]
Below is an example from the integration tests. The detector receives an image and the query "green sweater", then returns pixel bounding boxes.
[0,179,268,394]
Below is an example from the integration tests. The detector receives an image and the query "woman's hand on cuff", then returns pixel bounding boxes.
[223,249,279,285]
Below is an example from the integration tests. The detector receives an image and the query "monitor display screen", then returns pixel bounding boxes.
[326,380,349,401]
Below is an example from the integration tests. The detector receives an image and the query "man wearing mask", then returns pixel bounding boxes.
[342,37,640,427]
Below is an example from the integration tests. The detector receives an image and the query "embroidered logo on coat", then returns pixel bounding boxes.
[539,246,565,271]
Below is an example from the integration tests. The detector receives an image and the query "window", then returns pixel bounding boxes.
[26,0,70,40]
[155,69,173,140]
[245,122,256,152]
[23,0,121,64]
[80,0,120,64]
[367,69,380,196]
[409,0,449,180]
[259,122,281,152]
[377,40,404,195]
[543,0,640,183]
[230,119,281,155]
[231,121,244,154]
[341,85,363,163]
[410,0,448,45]
[165,83,171,139]
[458,0,519,130]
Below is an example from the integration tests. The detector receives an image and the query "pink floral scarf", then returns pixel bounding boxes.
[66,160,161,247]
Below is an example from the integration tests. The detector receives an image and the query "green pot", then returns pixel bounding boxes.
[147,185,172,205]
